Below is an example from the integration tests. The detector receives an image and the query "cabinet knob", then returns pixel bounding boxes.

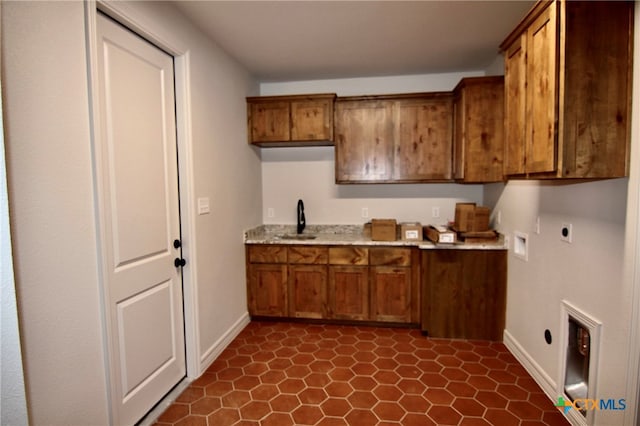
[174,258,186,267]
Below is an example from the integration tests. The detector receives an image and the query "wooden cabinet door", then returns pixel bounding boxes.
[249,101,290,143]
[394,96,453,181]
[560,1,632,178]
[328,266,369,320]
[248,264,288,317]
[291,98,333,142]
[288,265,327,319]
[525,3,557,174]
[370,266,411,323]
[453,77,504,183]
[422,250,463,338]
[463,251,507,341]
[421,250,506,340]
[335,99,394,182]
[504,34,527,176]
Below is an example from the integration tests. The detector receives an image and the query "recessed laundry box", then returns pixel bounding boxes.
[560,301,602,425]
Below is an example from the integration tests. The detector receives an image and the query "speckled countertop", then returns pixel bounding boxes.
[244,224,507,250]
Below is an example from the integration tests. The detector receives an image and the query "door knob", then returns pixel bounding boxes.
[173,239,181,249]
[174,258,186,267]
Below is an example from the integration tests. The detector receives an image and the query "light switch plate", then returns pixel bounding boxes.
[197,197,210,215]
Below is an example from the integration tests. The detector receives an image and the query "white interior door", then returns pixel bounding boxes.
[95,13,185,425]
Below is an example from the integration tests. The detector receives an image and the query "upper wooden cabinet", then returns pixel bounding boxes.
[247,94,336,147]
[501,0,633,179]
[453,76,505,183]
[334,93,453,183]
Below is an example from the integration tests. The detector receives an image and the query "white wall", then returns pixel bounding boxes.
[2,2,110,423]
[0,39,29,423]
[1,1,260,424]
[483,4,640,424]
[259,73,487,226]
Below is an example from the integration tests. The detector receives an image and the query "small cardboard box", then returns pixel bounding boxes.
[425,225,457,244]
[400,222,423,241]
[454,203,476,232]
[473,206,490,232]
[371,219,397,241]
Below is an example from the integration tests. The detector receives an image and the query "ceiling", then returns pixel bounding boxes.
[172,1,535,82]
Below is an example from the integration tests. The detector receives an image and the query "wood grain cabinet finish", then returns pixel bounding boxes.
[501,0,633,179]
[334,99,395,182]
[327,247,369,320]
[394,95,453,181]
[328,265,369,320]
[369,248,417,323]
[453,76,505,183]
[421,249,507,341]
[287,246,328,319]
[289,265,328,319]
[335,93,453,183]
[247,264,288,317]
[247,94,336,147]
[247,244,419,324]
[246,245,288,316]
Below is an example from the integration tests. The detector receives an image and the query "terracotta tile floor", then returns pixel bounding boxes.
[154,321,569,426]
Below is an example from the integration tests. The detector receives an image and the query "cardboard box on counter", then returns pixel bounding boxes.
[458,229,499,244]
[454,203,476,232]
[425,225,457,244]
[473,206,490,232]
[400,222,423,241]
[454,203,490,232]
[371,219,397,241]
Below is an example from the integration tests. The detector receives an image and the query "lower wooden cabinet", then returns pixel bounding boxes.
[247,244,418,324]
[328,265,369,320]
[289,265,327,319]
[247,263,287,317]
[370,266,412,323]
[421,249,507,340]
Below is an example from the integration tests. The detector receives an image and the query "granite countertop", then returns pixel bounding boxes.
[244,224,507,250]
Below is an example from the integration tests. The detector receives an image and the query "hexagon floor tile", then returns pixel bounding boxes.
[153,322,569,426]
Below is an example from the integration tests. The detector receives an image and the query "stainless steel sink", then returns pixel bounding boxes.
[275,234,317,240]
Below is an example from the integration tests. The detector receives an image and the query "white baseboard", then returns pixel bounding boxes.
[503,329,558,399]
[199,311,251,372]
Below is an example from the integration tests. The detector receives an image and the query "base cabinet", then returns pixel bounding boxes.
[421,249,507,340]
[289,265,327,319]
[247,264,288,317]
[370,267,412,323]
[246,245,287,317]
[247,244,418,324]
[328,265,369,320]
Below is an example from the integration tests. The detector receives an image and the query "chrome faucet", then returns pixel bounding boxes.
[297,199,306,234]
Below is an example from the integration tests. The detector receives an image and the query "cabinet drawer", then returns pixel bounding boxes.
[369,247,411,266]
[248,245,287,264]
[329,247,369,265]
[288,246,328,264]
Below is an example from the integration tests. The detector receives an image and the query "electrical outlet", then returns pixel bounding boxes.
[267,208,275,218]
[361,207,369,218]
[561,223,573,243]
[432,207,440,219]
[535,216,541,234]
[496,210,502,225]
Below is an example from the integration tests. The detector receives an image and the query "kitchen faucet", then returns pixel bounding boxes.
[297,199,306,234]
